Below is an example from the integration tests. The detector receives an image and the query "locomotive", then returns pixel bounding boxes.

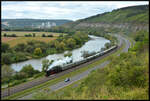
[46,45,118,77]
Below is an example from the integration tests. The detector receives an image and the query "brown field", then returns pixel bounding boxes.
[2,37,17,42]
[1,31,66,47]
[2,37,57,47]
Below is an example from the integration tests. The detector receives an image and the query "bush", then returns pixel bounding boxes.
[1,43,10,53]
[11,79,27,86]
[47,34,53,37]
[106,53,147,87]
[42,34,46,37]
[4,33,7,37]
[64,52,72,57]
[25,34,32,37]
[20,64,35,78]
[34,48,42,56]
[1,53,13,64]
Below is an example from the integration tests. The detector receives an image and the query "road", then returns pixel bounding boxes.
[18,34,131,100]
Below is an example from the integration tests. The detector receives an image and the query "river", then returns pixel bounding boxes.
[11,35,110,72]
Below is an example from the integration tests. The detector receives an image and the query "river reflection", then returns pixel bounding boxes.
[11,35,110,72]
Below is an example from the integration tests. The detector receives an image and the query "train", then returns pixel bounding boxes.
[45,45,118,77]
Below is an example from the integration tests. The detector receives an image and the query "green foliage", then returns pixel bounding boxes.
[106,52,147,87]
[4,33,7,37]
[33,72,44,79]
[14,43,26,52]
[32,33,36,37]
[24,34,32,37]
[82,5,149,24]
[42,34,46,37]
[12,72,28,80]
[66,38,76,49]
[11,79,27,86]
[1,43,10,53]
[34,48,42,56]
[64,52,72,57]
[1,65,15,83]
[20,64,36,78]
[1,53,13,64]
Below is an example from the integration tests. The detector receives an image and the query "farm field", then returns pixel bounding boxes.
[1,31,66,47]
[2,37,57,47]
[1,31,64,37]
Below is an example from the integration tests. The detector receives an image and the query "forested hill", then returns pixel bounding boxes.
[2,19,73,29]
[63,5,149,32]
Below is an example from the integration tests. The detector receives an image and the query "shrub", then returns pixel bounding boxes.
[4,33,7,37]
[20,64,35,78]
[47,34,53,37]
[42,34,46,37]
[1,53,13,64]
[1,43,10,53]
[34,48,42,56]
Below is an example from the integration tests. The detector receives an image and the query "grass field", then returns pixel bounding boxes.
[1,31,65,47]
[2,37,57,47]
[2,31,64,37]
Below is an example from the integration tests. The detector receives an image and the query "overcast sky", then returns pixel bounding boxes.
[2,1,149,21]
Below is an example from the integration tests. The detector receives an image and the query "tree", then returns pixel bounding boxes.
[49,40,55,48]
[66,38,76,49]
[1,43,10,53]
[42,59,54,72]
[47,34,53,37]
[14,43,26,52]
[20,64,35,77]
[42,34,46,37]
[2,65,15,83]
[34,48,42,56]
[59,42,66,50]
[104,43,112,49]
[4,33,7,37]
[1,53,12,64]
[32,33,36,37]
[25,45,34,53]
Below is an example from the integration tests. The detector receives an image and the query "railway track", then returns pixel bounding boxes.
[1,34,124,99]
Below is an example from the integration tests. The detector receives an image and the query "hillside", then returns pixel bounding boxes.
[1,19,73,30]
[63,5,149,32]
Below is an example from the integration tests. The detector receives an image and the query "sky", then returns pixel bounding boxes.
[2,1,149,21]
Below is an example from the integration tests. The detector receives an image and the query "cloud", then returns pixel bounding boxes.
[2,1,149,21]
